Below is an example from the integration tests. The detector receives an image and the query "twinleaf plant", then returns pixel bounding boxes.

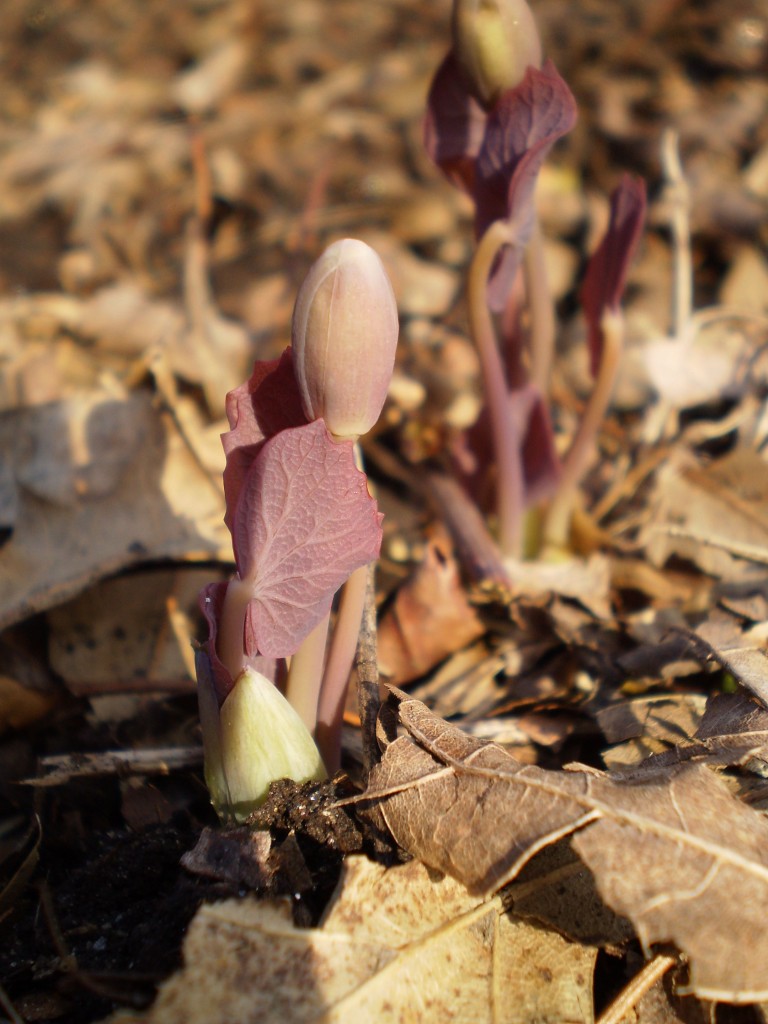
[197,239,398,821]
[425,0,646,559]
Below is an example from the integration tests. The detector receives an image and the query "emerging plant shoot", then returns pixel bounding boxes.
[197,239,398,820]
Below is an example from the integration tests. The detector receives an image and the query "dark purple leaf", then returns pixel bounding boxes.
[475,62,577,310]
[475,61,577,237]
[221,348,307,534]
[234,419,383,659]
[515,384,561,505]
[453,384,560,511]
[423,51,488,195]
[580,174,646,376]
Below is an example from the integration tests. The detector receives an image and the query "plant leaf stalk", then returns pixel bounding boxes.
[468,218,526,558]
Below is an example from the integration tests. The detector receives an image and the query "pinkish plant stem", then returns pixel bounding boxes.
[314,563,369,772]
[525,218,556,395]
[468,218,525,558]
[543,307,624,554]
[284,611,331,732]
[217,577,252,683]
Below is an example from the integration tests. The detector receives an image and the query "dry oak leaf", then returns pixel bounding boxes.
[362,691,768,1004]
[123,856,595,1024]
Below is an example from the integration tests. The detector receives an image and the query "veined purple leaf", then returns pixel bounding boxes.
[424,51,488,195]
[234,419,383,659]
[475,62,577,310]
[475,61,577,236]
[222,348,307,534]
[581,174,646,377]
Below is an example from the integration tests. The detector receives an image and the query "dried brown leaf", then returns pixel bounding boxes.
[362,692,768,1002]
[377,532,485,685]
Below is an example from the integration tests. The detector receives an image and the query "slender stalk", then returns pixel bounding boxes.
[468,219,525,558]
[284,611,330,732]
[661,128,692,341]
[542,308,624,554]
[525,217,556,396]
[315,564,369,772]
[217,577,252,684]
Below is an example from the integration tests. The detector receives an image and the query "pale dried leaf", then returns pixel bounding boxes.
[132,856,594,1024]
[0,389,229,630]
[47,568,211,693]
[644,448,768,580]
[504,553,612,619]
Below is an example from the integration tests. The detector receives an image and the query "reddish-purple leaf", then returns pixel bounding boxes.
[580,174,646,377]
[198,580,235,703]
[423,51,488,195]
[221,348,307,534]
[197,581,281,704]
[474,62,577,310]
[234,419,383,659]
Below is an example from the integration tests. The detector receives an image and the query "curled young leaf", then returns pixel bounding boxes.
[580,174,646,377]
[424,51,488,194]
[474,62,577,309]
[475,61,577,240]
[233,419,383,658]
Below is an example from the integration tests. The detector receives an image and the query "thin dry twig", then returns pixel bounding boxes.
[596,952,678,1024]
[355,561,381,782]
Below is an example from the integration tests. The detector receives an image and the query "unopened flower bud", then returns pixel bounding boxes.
[291,239,399,440]
[199,664,326,823]
[452,0,542,107]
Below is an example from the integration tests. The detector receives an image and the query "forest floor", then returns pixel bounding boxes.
[1,0,768,1021]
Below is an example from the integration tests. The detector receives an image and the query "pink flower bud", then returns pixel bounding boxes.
[291,239,399,440]
[452,0,542,107]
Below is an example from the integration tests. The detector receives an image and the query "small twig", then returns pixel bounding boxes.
[355,562,381,782]
[596,952,678,1024]
[657,525,768,566]
[661,129,692,341]
[0,984,25,1024]
[22,747,203,786]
